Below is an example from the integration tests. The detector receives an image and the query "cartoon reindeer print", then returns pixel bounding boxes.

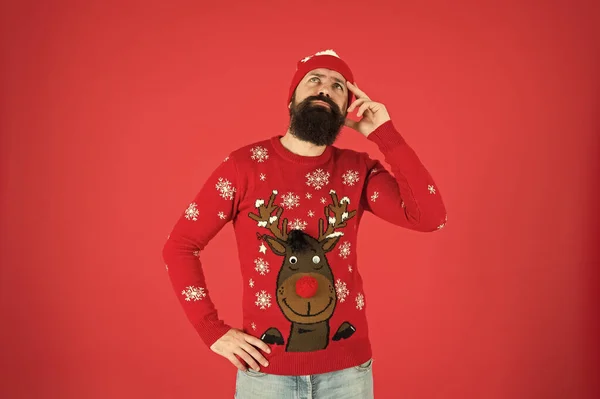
[248,189,357,352]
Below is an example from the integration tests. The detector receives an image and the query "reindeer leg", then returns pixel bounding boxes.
[332,321,356,341]
[260,327,284,345]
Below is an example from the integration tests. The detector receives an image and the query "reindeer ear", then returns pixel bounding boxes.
[321,235,341,253]
[264,236,287,256]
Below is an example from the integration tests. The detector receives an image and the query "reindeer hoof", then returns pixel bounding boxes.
[332,321,356,341]
[261,328,284,345]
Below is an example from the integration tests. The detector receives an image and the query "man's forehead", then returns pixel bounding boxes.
[303,68,346,82]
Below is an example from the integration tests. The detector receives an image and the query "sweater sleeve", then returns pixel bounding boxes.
[162,156,242,348]
[361,120,447,232]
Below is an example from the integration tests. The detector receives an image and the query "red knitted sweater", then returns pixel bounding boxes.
[162,120,447,376]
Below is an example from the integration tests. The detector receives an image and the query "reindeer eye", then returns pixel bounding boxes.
[289,256,298,264]
[312,256,320,264]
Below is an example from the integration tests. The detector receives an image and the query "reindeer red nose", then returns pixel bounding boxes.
[295,276,318,298]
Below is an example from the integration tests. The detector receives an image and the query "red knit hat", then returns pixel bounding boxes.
[288,49,354,108]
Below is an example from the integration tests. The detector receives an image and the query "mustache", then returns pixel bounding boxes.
[302,95,339,111]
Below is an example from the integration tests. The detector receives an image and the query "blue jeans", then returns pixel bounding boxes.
[234,358,374,399]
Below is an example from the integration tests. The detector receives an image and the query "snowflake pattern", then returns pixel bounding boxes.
[259,173,266,181]
[339,241,351,259]
[249,278,255,288]
[251,322,257,330]
[356,293,365,310]
[181,286,206,302]
[335,279,349,302]
[223,156,229,162]
[428,185,436,194]
[215,178,236,200]
[193,250,200,257]
[281,192,300,209]
[348,265,353,272]
[370,192,379,202]
[308,210,315,218]
[184,203,199,221]
[320,197,327,204]
[306,169,330,190]
[437,214,448,230]
[290,219,308,230]
[255,290,272,309]
[250,146,269,163]
[306,193,312,199]
[218,211,226,219]
[342,170,360,186]
[254,258,270,275]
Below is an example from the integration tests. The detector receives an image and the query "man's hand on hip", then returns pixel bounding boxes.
[210,328,271,372]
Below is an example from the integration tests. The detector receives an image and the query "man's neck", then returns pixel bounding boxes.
[279,131,327,157]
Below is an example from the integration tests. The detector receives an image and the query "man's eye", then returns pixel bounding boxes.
[334,83,343,90]
[310,77,320,82]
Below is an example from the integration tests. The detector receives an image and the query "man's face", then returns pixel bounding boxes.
[288,68,348,146]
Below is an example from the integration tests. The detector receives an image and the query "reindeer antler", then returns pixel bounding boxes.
[248,190,289,241]
[318,189,357,242]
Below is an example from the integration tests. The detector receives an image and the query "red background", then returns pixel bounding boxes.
[1,1,599,398]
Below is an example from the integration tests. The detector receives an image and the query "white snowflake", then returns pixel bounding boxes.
[215,178,236,200]
[254,258,270,275]
[193,250,200,257]
[218,211,226,219]
[305,169,330,190]
[342,170,360,186]
[370,192,379,202]
[306,193,312,199]
[181,286,206,302]
[290,219,308,230]
[255,290,272,309]
[320,197,327,204]
[428,185,436,194]
[308,210,315,218]
[281,192,300,209]
[223,156,229,162]
[250,146,269,163]
[185,203,199,221]
[339,241,351,259]
[370,168,378,175]
[348,265,353,272]
[259,173,266,181]
[437,214,448,230]
[335,279,349,302]
[251,322,257,330]
[356,293,365,310]
[249,278,255,288]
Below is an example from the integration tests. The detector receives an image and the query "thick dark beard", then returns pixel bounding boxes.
[288,93,346,146]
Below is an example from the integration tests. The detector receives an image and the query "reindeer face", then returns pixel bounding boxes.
[264,231,338,324]
[248,189,357,329]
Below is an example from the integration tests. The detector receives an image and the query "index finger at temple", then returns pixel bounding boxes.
[347,81,370,100]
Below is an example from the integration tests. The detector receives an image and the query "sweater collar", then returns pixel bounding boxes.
[270,135,334,166]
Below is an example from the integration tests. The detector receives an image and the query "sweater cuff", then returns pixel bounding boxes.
[198,320,233,348]
[366,120,406,152]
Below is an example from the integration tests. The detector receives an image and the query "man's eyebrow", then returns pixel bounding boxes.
[308,72,346,85]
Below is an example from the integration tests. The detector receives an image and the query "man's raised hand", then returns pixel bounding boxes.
[344,81,391,137]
